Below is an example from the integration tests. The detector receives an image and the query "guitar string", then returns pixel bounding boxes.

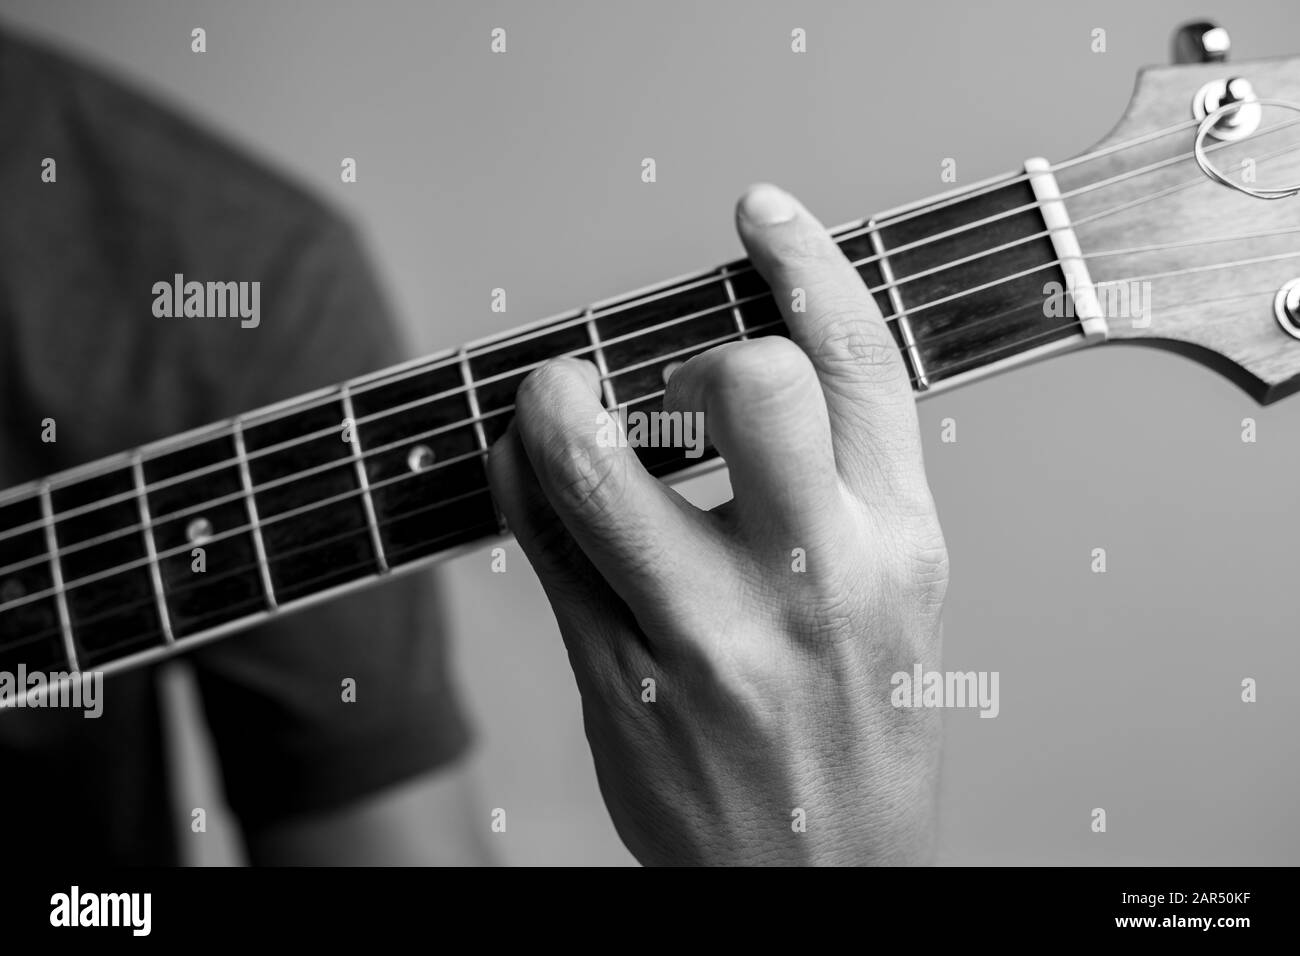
[2,156,1299,582]
[3,113,1294,549]
[0,319,1165,618]
[2,106,1289,658]
[312,112,1296,405]
[5,132,1300,583]
[0,113,1287,536]
[0,319,791,593]
[3,121,1296,556]
[0,261,1287,623]
[1,117,1297,581]
[5,194,1299,590]
[0,508,507,656]
[293,112,1299,393]
[3,519,503,657]
[1,297,1239,651]
[169,113,1300,424]
[812,116,1300,287]
[0,281,1276,649]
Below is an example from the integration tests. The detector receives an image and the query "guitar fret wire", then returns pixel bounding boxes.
[585,308,620,412]
[720,267,748,341]
[132,453,173,643]
[5,202,1300,588]
[2,125,1298,553]
[0,320,790,602]
[868,220,928,389]
[245,116,1294,421]
[317,116,1295,415]
[381,115,1291,409]
[3,495,507,656]
[824,114,1300,274]
[0,245,1062,547]
[358,112,1290,377]
[0,301,1159,615]
[341,384,389,573]
[194,118,1299,438]
[2,102,1289,650]
[6,282,1276,652]
[3,264,1284,622]
[5,184,1300,589]
[428,112,1259,372]
[7,119,1297,545]
[0,286,1069,586]
[232,419,278,611]
[459,348,507,535]
[8,448,502,620]
[49,120,1300,518]
[38,482,78,671]
[24,231,1299,598]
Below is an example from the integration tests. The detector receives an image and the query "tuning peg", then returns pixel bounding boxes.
[1173,21,1230,64]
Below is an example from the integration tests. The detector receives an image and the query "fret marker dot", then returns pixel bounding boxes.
[186,517,214,545]
[662,361,684,385]
[0,580,24,603]
[408,445,436,473]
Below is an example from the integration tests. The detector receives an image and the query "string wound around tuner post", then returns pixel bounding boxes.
[1193,97,1300,200]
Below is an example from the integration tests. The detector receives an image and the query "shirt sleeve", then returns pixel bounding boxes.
[187,215,473,832]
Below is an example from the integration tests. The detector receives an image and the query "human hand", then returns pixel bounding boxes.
[488,184,948,866]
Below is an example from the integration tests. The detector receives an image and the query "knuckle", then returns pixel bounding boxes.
[810,311,907,388]
[908,538,951,608]
[883,516,951,610]
[712,336,814,404]
[552,443,627,523]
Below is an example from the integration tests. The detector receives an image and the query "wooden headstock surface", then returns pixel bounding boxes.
[1061,54,1300,403]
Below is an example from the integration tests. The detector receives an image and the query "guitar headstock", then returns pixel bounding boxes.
[1059,24,1300,404]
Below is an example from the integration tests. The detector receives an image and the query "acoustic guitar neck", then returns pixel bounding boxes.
[6,43,1300,691]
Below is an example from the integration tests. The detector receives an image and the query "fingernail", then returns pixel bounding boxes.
[739,184,797,225]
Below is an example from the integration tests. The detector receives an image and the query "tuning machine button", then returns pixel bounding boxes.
[1274,279,1300,341]
[1193,76,1262,142]
[1173,21,1230,64]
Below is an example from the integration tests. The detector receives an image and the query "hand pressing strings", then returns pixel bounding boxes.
[488,185,948,866]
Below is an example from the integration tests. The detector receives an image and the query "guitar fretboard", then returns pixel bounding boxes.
[0,169,1090,678]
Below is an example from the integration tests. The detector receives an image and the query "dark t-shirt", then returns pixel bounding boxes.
[0,28,470,863]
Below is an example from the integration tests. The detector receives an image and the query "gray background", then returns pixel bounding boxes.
[5,0,1298,865]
